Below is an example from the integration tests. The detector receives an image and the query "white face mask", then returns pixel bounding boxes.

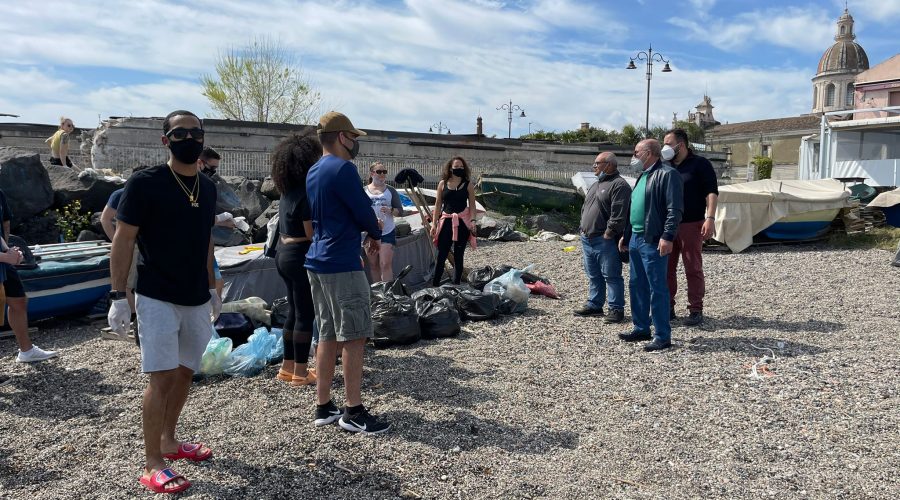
[629,155,644,170]
[661,145,676,161]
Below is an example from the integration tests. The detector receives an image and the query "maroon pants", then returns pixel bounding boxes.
[667,220,705,312]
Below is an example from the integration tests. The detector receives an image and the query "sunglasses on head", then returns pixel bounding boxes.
[166,127,205,141]
[374,169,388,175]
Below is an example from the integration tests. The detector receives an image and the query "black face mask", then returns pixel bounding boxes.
[452,168,465,178]
[342,135,360,159]
[201,166,217,177]
[168,139,204,165]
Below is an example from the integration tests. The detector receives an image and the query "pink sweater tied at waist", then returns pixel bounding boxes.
[432,207,477,250]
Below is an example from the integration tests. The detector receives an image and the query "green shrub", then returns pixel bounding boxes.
[53,200,92,242]
[752,155,773,180]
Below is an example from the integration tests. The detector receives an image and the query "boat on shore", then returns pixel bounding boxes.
[10,239,111,323]
[477,175,579,212]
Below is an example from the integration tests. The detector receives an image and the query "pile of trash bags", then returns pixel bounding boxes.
[371,263,557,348]
[200,325,284,378]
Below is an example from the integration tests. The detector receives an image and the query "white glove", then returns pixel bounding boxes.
[215,212,233,224]
[209,288,222,322]
[107,299,131,335]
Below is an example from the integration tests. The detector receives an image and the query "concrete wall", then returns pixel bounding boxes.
[2,117,730,188]
[706,131,816,181]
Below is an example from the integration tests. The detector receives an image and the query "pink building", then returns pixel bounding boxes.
[853,54,900,120]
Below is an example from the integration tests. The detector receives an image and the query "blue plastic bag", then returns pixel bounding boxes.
[224,327,276,377]
[485,264,534,304]
[268,327,284,363]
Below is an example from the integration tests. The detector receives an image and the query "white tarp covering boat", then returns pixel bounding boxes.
[715,179,851,253]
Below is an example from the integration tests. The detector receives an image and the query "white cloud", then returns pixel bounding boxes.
[849,0,900,21]
[669,7,833,52]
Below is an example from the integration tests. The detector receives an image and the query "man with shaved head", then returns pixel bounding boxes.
[575,151,631,324]
[618,138,683,352]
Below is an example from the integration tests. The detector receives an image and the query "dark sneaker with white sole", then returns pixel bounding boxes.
[314,400,343,426]
[339,407,391,435]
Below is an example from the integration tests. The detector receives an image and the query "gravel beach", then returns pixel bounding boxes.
[1,239,898,499]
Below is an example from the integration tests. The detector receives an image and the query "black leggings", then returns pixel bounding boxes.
[275,242,314,364]
[433,219,470,286]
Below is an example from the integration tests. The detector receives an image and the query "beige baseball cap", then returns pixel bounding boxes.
[316,111,367,136]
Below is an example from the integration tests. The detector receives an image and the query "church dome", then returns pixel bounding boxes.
[817,41,869,74]
[816,8,868,75]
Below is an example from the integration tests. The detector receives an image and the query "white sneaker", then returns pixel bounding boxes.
[16,345,59,363]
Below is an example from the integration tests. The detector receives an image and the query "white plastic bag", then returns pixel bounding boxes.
[485,264,534,304]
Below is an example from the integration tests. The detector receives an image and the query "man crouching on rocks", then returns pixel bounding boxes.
[574,152,631,324]
[108,110,220,494]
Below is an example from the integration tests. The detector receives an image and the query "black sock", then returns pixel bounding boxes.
[317,400,334,409]
[346,404,364,415]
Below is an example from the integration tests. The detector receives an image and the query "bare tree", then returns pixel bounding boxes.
[201,38,322,124]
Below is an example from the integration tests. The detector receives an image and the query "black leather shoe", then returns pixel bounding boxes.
[618,330,652,342]
[644,339,672,352]
[604,309,625,324]
[574,305,604,317]
[683,311,703,326]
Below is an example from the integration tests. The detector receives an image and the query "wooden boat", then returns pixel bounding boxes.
[14,240,111,322]
[477,174,579,211]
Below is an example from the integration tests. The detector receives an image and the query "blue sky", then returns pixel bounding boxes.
[2,0,899,138]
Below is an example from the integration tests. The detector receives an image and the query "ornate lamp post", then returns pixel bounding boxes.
[496,100,526,139]
[429,121,451,134]
[627,45,672,133]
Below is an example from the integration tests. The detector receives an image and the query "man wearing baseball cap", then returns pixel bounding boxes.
[305,111,390,434]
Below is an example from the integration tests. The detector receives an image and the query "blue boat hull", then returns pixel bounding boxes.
[15,254,111,322]
[882,205,900,228]
[762,221,833,240]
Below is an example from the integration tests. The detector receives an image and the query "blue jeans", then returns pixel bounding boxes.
[581,235,625,311]
[628,233,671,342]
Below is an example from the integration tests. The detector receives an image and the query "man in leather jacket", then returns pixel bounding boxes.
[618,138,683,351]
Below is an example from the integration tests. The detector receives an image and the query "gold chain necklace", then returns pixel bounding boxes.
[169,165,200,207]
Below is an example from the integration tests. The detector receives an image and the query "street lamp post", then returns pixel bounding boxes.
[429,121,451,134]
[627,45,672,134]
[496,100,526,139]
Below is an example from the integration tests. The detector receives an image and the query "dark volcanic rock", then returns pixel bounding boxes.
[0,148,54,220]
[47,165,124,213]
[260,176,280,200]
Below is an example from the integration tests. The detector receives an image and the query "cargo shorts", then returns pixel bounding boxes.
[307,270,372,342]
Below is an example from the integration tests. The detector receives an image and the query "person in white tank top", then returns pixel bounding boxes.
[364,162,403,281]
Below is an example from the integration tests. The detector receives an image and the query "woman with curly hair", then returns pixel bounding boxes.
[431,156,477,286]
[271,131,323,386]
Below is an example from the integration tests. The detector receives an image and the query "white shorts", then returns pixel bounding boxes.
[136,293,213,373]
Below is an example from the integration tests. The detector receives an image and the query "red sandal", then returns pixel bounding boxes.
[139,467,191,494]
[163,442,213,462]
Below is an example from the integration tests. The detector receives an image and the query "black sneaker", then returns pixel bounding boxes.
[339,407,391,435]
[604,309,625,324]
[574,305,604,317]
[314,400,343,426]
[683,311,703,326]
[618,330,652,342]
[644,339,672,352]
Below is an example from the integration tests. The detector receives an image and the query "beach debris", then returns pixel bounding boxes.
[745,344,778,379]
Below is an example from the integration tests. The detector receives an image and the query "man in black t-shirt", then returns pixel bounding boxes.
[662,128,719,327]
[108,110,218,495]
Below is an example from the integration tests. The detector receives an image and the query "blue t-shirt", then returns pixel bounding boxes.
[305,155,382,274]
[107,188,124,210]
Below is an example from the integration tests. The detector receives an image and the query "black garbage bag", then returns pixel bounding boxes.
[394,168,425,187]
[270,297,289,328]
[496,264,550,285]
[488,225,527,242]
[467,266,503,291]
[456,289,500,321]
[415,297,461,339]
[498,297,527,315]
[371,264,413,298]
[372,295,421,348]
